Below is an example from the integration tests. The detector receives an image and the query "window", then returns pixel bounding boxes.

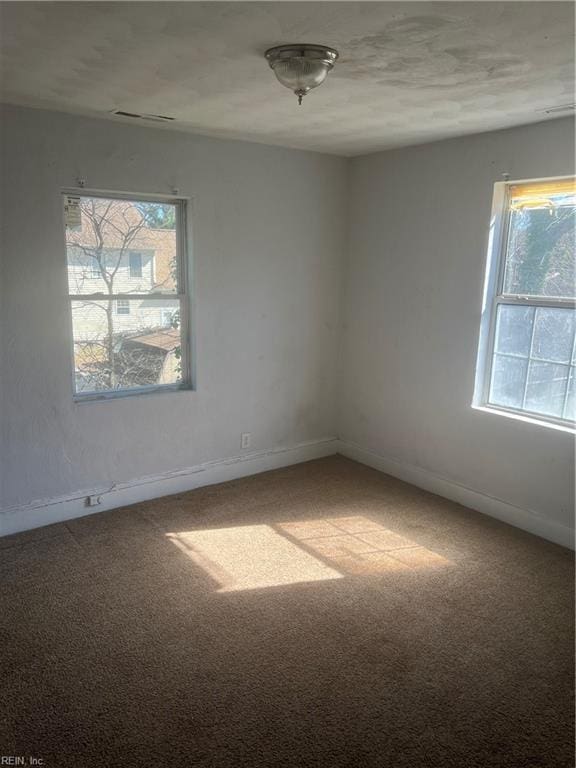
[474,177,575,428]
[161,308,175,326]
[64,192,191,400]
[116,299,130,315]
[88,258,102,279]
[129,251,143,278]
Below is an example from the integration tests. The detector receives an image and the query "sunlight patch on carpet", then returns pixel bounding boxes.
[277,517,451,575]
[167,516,451,592]
[167,525,342,592]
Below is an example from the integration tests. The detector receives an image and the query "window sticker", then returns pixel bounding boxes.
[64,195,82,230]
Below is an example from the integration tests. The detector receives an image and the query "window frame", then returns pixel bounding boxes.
[62,189,194,403]
[473,175,575,431]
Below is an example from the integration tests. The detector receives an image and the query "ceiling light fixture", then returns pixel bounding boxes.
[265,44,339,105]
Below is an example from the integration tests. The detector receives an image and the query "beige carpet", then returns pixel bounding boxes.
[1,456,573,767]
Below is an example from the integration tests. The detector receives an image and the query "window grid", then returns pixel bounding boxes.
[563,331,576,420]
[489,308,576,419]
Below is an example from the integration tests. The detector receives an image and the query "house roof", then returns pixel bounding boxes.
[125,328,180,352]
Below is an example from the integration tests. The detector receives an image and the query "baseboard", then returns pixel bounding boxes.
[337,440,575,550]
[4,436,572,549]
[0,437,339,537]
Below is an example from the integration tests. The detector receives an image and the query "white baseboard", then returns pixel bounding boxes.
[0,437,338,537]
[337,440,575,550]
[4,435,572,550]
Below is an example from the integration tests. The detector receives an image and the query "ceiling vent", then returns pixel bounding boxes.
[111,110,175,123]
[537,103,575,115]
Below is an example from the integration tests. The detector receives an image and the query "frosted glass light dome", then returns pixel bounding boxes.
[265,45,339,105]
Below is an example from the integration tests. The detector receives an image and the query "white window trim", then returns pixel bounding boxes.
[473,175,575,432]
[62,189,194,402]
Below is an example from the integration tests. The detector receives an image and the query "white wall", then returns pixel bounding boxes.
[0,105,347,520]
[2,106,574,545]
[339,118,575,545]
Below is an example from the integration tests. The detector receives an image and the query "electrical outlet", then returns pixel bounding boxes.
[241,432,251,450]
[86,494,102,507]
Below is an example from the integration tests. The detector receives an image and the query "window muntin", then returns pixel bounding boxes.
[64,194,190,399]
[476,177,576,428]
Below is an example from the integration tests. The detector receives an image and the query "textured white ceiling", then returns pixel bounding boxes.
[0,2,574,156]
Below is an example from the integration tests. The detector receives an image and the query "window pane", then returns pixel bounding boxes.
[564,369,576,421]
[489,354,528,409]
[65,197,178,295]
[524,361,569,418]
[71,299,183,394]
[532,307,576,364]
[503,193,575,298]
[494,305,534,357]
[129,252,143,278]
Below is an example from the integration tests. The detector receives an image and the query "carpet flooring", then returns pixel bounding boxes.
[1,456,573,767]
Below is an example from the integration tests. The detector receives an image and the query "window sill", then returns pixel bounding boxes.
[74,383,194,404]
[472,403,575,434]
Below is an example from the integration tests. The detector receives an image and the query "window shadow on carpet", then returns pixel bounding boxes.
[166,515,452,593]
